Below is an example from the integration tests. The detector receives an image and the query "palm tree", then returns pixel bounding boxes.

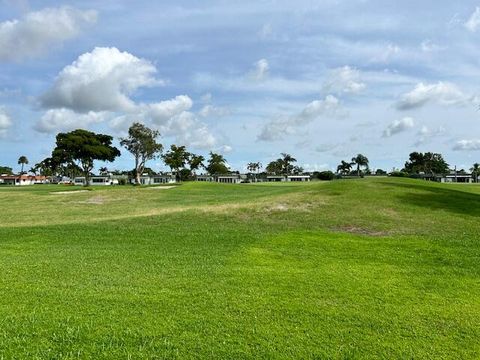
[351,154,369,177]
[336,160,352,175]
[471,163,480,183]
[99,167,108,175]
[18,156,28,174]
[247,162,262,182]
[280,153,297,174]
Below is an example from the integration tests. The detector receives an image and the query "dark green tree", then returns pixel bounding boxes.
[266,159,283,175]
[188,153,205,176]
[336,160,353,175]
[470,163,480,183]
[18,156,28,174]
[0,166,13,175]
[206,152,229,175]
[162,145,191,181]
[53,129,120,186]
[120,122,163,185]
[351,154,369,177]
[404,152,449,175]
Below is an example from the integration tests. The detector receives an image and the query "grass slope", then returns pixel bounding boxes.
[0,178,479,359]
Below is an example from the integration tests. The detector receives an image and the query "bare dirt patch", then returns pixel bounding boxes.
[332,225,389,237]
[51,190,90,195]
[80,196,106,205]
[145,186,177,190]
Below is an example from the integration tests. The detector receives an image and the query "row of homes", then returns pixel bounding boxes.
[1,172,312,186]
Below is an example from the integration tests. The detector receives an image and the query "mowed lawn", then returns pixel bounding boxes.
[0,178,479,359]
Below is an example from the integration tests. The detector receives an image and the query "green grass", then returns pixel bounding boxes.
[0,178,479,359]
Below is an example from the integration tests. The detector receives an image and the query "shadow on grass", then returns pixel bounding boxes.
[379,180,480,217]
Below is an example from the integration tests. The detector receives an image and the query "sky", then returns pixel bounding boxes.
[1,0,480,173]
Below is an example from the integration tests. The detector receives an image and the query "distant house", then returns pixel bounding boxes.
[130,174,176,185]
[196,174,245,183]
[0,175,47,186]
[266,175,311,182]
[74,176,118,186]
[440,174,474,183]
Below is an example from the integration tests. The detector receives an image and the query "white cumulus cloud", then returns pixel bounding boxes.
[396,82,471,110]
[0,107,12,137]
[258,95,345,141]
[383,117,415,137]
[40,47,161,113]
[453,139,480,151]
[249,58,269,81]
[323,66,366,95]
[35,108,106,134]
[0,7,97,62]
[465,7,480,32]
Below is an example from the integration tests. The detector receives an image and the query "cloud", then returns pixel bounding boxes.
[396,82,472,110]
[249,58,269,81]
[108,95,218,150]
[34,109,106,134]
[382,117,415,137]
[465,7,480,32]
[322,66,366,94]
[414,125,446,146]
[258,95,344,141]
[371,44,400,63]
[453,139,480,151]
[199,104,231,118]
[0,107,12,137]
[0,6,97,62]
[315,143,338,153]
[40,47,161,113]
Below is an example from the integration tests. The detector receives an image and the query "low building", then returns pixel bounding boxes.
[0,175,47,186]
[440,174,474,183]
[74,176,118,186]
[196,174,244,183]
[131,174,176,185]
[286,175,311,182]
[266,175,311,182]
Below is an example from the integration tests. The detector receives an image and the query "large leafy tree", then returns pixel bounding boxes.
[162,145,191,181]
[247,162,262,182]
[17,156,28,174]
[188,153,205,176]
[0,166,13,175]
[206,152,229,175]
[471,163,480,183]
[280,153,297,174]
[404,152,449,175]
[120,122,163,185]
[337,160,353,175]
[266,159,283,175]
[351,154,369,177]
[53,129,120,185]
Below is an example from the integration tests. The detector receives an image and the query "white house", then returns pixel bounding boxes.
[266,175,311,182]
[286,175,311,182]
[0,175,47,186]
[440,174,474,183]
[131,174,176,185]
[196,174,244,183]
[74,176,118,186]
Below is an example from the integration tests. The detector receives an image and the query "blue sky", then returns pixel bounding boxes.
[1,0,480,173]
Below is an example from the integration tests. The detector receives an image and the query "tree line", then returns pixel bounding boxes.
[3,124,480,184]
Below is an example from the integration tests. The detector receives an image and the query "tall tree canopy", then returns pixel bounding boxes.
[337,160,353,175]
[404,152,449,175]
[471,163,480,183]
[162,145,191,181]
[266,153,297,175]
[53,129,120,185]
[17,156,28,174]
[351,154,369,176]
[188,153,205,175]
[0,166,13,175]
[206,152,229,175]
[120,122,163,185]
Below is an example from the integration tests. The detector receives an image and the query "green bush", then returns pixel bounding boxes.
[389,171,409,177]
[316,171,335,181]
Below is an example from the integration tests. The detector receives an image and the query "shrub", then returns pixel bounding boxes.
[389,171,409,177]
[316,171,335,181]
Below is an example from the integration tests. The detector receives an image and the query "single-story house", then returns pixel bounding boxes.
[286,175,311,182]
[266,175,311,182]
[440,174,474,183]
[74,176,118,186]
[196,174,244,183]
[0,175,47,186]
[131,174,176,185]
